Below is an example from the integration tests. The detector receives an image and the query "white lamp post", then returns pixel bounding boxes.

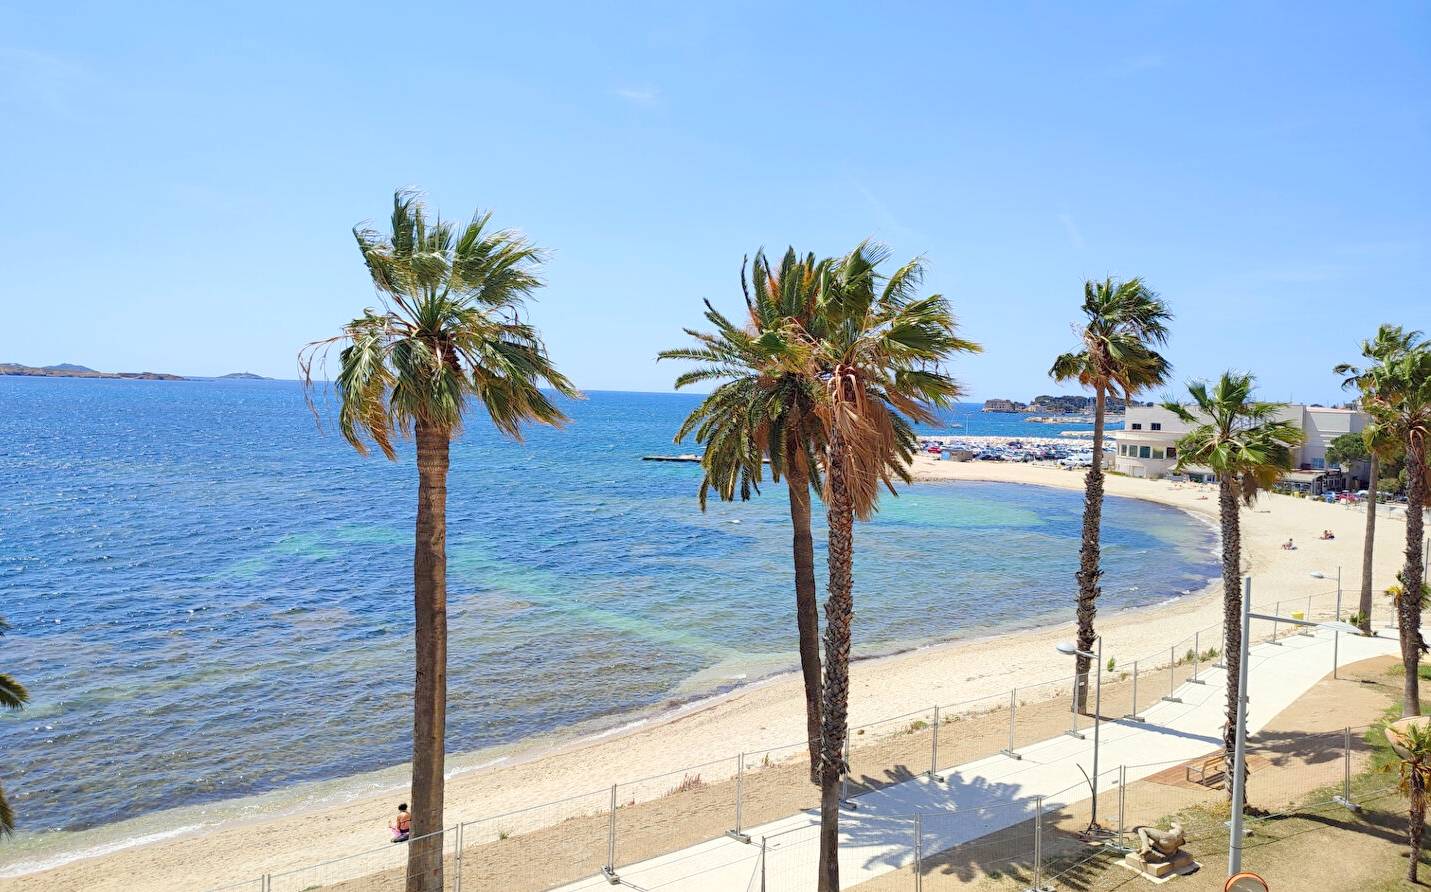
[1226,576,1362,877]
[1056,635,1103,833]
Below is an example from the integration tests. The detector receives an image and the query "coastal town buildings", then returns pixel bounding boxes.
[1111,404,1370,493]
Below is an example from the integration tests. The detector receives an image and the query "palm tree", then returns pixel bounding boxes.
[1166,373,1302,802]
[1391,721,1431,882]
[1050,278,1172,712]
[812,242,980,891]
[0,615,28,836]
[1334,325,1424,635]
[301,190,578,892]
[1362,345,1431,716]
[660,248,833,782]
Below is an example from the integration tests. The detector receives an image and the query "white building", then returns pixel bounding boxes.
[1111,404,1369,492]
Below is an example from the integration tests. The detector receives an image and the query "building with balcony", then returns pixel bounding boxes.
[1111,404,1369,492]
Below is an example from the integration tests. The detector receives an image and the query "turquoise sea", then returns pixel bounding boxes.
[0,379,1212,860]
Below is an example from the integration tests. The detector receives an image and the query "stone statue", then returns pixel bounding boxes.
[1134,821,1186,861]
[1124,820,1195,879]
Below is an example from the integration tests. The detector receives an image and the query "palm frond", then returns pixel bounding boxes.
[1052,276,1172,399]
[1167,371,1304,501]
[0,673,26,711]
[661,247,832,505]
[301,190,578,457]
[0,781,13,837]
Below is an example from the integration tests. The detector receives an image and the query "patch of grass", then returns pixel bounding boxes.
[665,773,705,796]
[1381,660,1431,682]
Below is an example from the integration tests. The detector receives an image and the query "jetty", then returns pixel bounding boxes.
[643,454,772,464]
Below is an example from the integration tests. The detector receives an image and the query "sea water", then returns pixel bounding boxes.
[0,378,1212,862]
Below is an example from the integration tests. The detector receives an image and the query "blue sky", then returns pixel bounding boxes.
[1,2,1426,402]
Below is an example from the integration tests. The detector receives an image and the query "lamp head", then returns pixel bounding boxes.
[1055,641,1078,656]
[1320,620,1362,635]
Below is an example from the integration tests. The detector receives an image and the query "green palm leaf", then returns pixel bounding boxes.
[0,615,26,836]
[301,190,580,453]
[1165,372,1304,504]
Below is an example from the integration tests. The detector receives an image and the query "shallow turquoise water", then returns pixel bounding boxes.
[0,379,1213,842]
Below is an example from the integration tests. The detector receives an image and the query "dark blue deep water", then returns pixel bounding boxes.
[0,379,1212,848]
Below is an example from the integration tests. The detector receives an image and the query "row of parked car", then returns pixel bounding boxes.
[920,439,1105,467]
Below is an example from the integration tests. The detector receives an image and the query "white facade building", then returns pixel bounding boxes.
[1111,404,1369,490]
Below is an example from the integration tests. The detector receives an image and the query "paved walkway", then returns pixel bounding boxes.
[555,628,1398,891]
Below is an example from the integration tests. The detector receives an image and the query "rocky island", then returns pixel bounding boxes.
[0,362,185,381]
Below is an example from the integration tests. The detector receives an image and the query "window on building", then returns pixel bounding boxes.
[1151,448,1165,460]
[1167,446,1177,459]
[1151,423,1162,431]
[1312,458,1324,469]
[1131,423,1142,430]
[1139,445,1151,459]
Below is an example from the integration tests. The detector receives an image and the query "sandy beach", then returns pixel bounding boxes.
[2,458,1417,891]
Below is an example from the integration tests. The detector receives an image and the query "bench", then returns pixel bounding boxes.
[1185,754,1225,787]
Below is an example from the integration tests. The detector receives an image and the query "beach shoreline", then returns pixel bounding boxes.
[0,458,1412,891]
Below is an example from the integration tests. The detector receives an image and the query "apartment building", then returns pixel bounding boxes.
[1111,404,1369,492]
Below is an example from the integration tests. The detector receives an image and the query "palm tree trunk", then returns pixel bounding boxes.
[1411,771,1426,883]
[1073,386,1106,713]
[818,433,854,892]
[1218,474,1244,803]
[1401,439,1427,718]
[1359,454,1379,635]
[408,420,450,892]
[785,450,824,785]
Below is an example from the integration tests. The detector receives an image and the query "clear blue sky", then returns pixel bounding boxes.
[2,2,1427,402]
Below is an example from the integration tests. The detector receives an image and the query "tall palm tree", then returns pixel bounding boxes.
[1334,325,1424,634]
[1392,721,1431,882]
[1166,373,1302,802]
[812,242,980,891]
[1049,278,1172,712]
[660,248,833,782]
[0,616,28,836]
[301,190,578,892]
[1362,345,1431,716]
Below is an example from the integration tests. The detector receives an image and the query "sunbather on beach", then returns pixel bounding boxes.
[389,803,411,842]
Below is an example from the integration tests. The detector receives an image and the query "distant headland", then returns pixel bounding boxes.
[0,362,185,381]
[980,393,1150,423]
[217,372,270,380]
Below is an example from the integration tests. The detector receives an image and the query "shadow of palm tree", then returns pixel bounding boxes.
[828,769,1074,878]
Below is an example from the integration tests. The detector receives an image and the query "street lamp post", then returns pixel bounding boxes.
[1056,635,1103,832]
[1227,576,1362,878]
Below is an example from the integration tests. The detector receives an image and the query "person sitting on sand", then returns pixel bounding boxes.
[389,803,411,842]
[1319,529,1335,540]
[1282,538,1296,550]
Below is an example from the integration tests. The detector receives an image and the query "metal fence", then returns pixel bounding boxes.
[741,723,1389,890]
[208,585,1372,891]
